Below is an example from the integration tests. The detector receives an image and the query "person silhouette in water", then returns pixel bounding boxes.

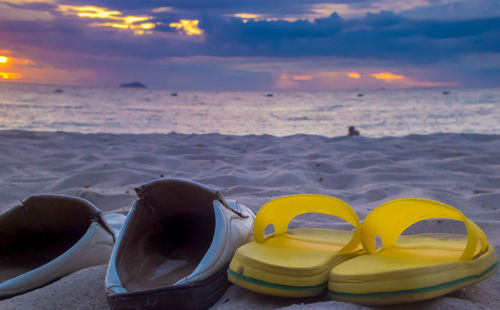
[348,126,360,136]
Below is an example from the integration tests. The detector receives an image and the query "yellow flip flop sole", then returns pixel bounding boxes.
[228,194,362,297]
[328,198,498,305]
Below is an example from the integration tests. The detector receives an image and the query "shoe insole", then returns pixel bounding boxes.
[0,230,83,282]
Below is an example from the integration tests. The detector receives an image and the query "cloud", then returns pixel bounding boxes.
[60,0,475,22]
[57,5,157,35]
[0,1,55,21]
[370,72,404,81]
[152,7,173,13]
[169,19,203,36]
[1,0,499,89]
[57,0,378,20]
[5,1,499,63]
[194,11,500,64]
[348,72,361,79]
[291,75,312,80]
[0,72,22,79]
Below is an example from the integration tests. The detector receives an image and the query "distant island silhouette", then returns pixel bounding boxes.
[120,82,146,88]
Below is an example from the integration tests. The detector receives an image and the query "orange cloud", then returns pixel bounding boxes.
[60,5,121,19]
[0,72,22,79]
[276,71,349,89]
[0,52,91,84]
[275,68,457,90]
[292,75,312,81]
[233,13,261,23]
[370,72,404,81]
[234,13,261,19]
[2,63,93,85]
[0,55,27,80]
[347,72,361,79]
[58,5,156,35]
[0,55,34,66]
[0,54,31,80]
[169,20,203,36]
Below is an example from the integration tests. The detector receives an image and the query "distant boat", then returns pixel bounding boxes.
[171,92,178,97]
[120,82,146,88]
[54,89,63,93]
[442,91,450,95]
[357,93,364,97]
[266,93,274,97]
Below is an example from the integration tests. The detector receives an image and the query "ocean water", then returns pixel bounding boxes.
[0,82,499,137]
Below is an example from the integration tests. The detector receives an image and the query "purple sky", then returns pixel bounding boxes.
[1,0,499,90]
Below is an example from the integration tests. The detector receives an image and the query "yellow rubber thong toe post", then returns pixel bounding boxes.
[329,198,498,305]
[228,194,362,297]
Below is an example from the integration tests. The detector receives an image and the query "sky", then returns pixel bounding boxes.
[0,0,499,90]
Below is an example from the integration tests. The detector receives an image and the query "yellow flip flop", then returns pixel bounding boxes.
[328,198,498,305]
[228,194,362,297]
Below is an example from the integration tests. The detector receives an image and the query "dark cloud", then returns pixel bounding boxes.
[60,0,160,11]
[2,0,500,89]
[189,12,500,63]
[60,0,368,17]
[3,7,499,66]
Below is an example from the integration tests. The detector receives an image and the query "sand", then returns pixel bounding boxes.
[0,130,498,309]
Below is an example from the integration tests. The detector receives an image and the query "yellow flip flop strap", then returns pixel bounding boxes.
[253,194,361,254]
[361,198,488,261]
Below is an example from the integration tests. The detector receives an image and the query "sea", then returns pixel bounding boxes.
[1,82,499,138]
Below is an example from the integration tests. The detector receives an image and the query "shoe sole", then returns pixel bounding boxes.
[107,263,230,310]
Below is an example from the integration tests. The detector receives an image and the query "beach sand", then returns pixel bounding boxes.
[0,130,498,309]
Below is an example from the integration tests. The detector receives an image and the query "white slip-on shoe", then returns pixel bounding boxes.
[0,194,122,299]
[105,178,255,310]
